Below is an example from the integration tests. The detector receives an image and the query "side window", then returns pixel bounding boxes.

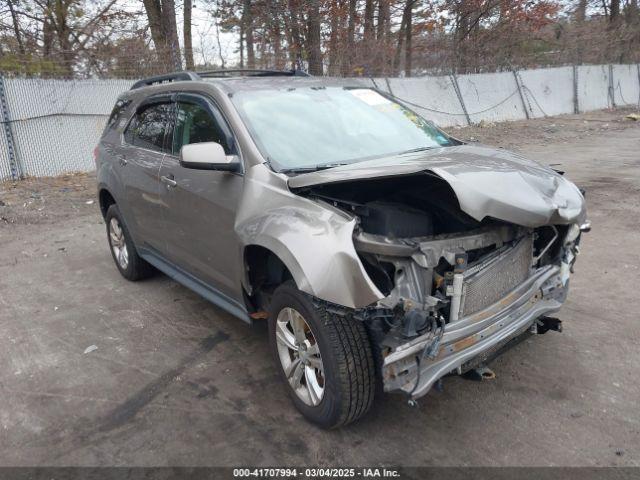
[172,101,232,155]
[124,102,173,152]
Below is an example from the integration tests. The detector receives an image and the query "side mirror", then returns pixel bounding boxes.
[179,142,241,172]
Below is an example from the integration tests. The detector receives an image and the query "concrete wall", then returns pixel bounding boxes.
[577,65,611,112]
[0,65,638,180]
[456,71,526,124]
[386,76,466,127]
[519,66,575,118]
[612,64,640,107]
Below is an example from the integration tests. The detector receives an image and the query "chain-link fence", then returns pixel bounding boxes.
[1,64,639,181]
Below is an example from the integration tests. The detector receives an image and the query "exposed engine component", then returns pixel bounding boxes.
[359,201,434,238]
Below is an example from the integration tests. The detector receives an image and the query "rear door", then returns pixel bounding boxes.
[119,96,174,251]
[158,93,244,302]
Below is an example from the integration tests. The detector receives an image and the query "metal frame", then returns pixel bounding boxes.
[197,69,310,78]
[608,64,616,108]
[449,73,471,126]
[512,70,531,120]
[131,72,201,90]
[572,65,580,114]
[0,75,21,180]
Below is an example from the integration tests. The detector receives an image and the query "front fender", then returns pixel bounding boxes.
[236,165,383,308]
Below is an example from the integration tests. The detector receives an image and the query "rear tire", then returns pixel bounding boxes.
[105,204,154,281]
[268,282,376,428]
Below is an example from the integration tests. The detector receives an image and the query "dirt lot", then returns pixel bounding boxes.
[1,109,639,466]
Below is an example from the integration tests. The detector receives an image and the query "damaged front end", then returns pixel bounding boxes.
[295,170,589,401]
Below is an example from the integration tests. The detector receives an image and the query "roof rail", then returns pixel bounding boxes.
[197,69,310,78]
[130,68,311,90]
[130,71,201,90]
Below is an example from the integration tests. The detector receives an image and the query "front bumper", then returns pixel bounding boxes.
[382,265,566,399]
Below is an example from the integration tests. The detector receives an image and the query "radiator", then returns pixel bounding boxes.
[459,235,533,317]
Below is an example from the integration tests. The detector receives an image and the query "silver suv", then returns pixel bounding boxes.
[96,70,589,428]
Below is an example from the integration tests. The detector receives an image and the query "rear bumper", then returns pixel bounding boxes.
[382,265,565,399]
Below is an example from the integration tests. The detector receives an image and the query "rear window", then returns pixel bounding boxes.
[104,99,131,133]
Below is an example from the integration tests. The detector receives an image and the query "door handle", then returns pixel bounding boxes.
[117,155,128,166]
[161,174,177,188]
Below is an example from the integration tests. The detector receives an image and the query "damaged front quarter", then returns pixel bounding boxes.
[286,145,589,402]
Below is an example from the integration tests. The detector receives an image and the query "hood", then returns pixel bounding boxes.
[287,145,587,228]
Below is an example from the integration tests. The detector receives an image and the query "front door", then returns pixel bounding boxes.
[120,97,173,251]
[158,93,244,303]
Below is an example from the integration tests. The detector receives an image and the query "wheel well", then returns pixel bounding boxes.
[244,245,293,312]
[99,189,116,219]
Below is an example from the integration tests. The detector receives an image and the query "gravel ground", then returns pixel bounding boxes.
[0,108,639,467]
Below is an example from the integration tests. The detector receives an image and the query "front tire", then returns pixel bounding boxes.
[268,282,376,428]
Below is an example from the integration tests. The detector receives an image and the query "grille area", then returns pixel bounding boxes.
[459,235,533,317]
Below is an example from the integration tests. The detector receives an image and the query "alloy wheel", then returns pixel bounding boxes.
[275,307,325,406]
[109,217,129,270]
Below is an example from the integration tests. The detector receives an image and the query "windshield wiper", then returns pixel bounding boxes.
[280,163,349,174]
[398,146,437,155]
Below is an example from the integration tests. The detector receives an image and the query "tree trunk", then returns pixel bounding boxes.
[376,0,391,75]
[143,0,181,70]
[269,3,284,69]
[54,0,75,78]
[328,0,340,75]
[306,0,323,75]
[7,0,25,56]
[377,0,390,40]
[43,15,54,58]
[161,0,181,69]
[288,0,303,69]
[404,2,413,77]
[454,3,470,71]
[239,27,244,68]
[364,0,375,42]
[609,0,620,21]
[342,0,356,76]
[142,0,166,66]
[242,0,255,68]
[184,0,194,69]
[142,0,164,47]
[363,0,375,72]
[393,0,413,75]
[575,0,587,22]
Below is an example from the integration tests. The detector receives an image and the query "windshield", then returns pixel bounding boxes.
[231,87,455,172]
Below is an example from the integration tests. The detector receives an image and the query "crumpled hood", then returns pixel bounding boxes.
[287,144,587,228]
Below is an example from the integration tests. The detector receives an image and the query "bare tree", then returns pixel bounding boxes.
[7,0,26,55]
[575,0,587,22]
[184,0,194,69]
[394,0,416,75]
[241,0,256,68]
[142,0,182,70]
[328,0,341,75]
[287,0,303,69]
[306,0,323,75]
[342,0,356,75]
